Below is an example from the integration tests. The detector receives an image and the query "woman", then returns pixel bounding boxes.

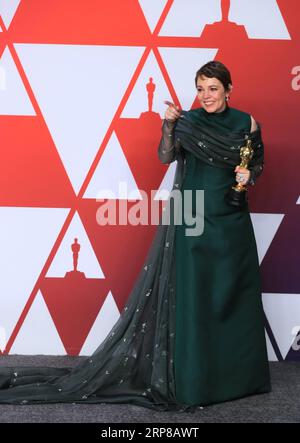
[160,60,271,406]
[0,61,270,411]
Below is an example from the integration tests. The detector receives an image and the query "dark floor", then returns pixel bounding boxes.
[0,356,299,423]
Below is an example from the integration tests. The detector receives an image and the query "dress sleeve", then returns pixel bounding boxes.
[248,135,264,186]
[248,163,264,186]
[158,119,181,164]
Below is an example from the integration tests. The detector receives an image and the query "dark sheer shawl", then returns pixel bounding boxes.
[0,109,264,412]
[160,109,264,180]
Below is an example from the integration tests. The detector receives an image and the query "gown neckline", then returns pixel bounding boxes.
[200,103,230,118]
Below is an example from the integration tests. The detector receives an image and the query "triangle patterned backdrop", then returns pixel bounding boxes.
[0,0,299,361]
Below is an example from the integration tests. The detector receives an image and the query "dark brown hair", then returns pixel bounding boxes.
[195,60,232,91]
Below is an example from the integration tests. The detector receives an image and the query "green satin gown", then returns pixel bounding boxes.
[174,106,271,405]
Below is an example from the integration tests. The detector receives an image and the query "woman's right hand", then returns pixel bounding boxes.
[164,100,181,122]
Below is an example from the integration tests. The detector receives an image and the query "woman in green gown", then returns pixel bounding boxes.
[159,60,270,406]
[0,61,270,411]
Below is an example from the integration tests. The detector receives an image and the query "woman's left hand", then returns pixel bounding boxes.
[234,166,250,185]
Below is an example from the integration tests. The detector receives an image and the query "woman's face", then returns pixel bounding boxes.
[196,75,229,113]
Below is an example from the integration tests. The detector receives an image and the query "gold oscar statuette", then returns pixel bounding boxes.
[226,139,254,207]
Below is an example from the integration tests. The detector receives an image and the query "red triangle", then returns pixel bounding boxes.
[0,116,75,206]
[79,199,161,311]
[10,0,151,44]
[41,273,109,356]
[276,0,300,41]
[116,115,169,197]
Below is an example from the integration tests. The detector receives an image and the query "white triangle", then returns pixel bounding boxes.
[84,131,142,200]
[0,47,35,115]
[138,0,168,32]
[121,50,174,118]
[154,161,177,200]
[80,291,120,355]
[0,0,21,29]
[158,47,218,110]
[159,0,221,37]
[47,212,104,278]
[10,290,66,355]
[0,207,69,349]
[14,44,145,193]
[229,0,291,40]
[0,325,6,352]
[250,213,284,264]
[262,293,300,360]
[296,196,300,204]
[265,331,278,361]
